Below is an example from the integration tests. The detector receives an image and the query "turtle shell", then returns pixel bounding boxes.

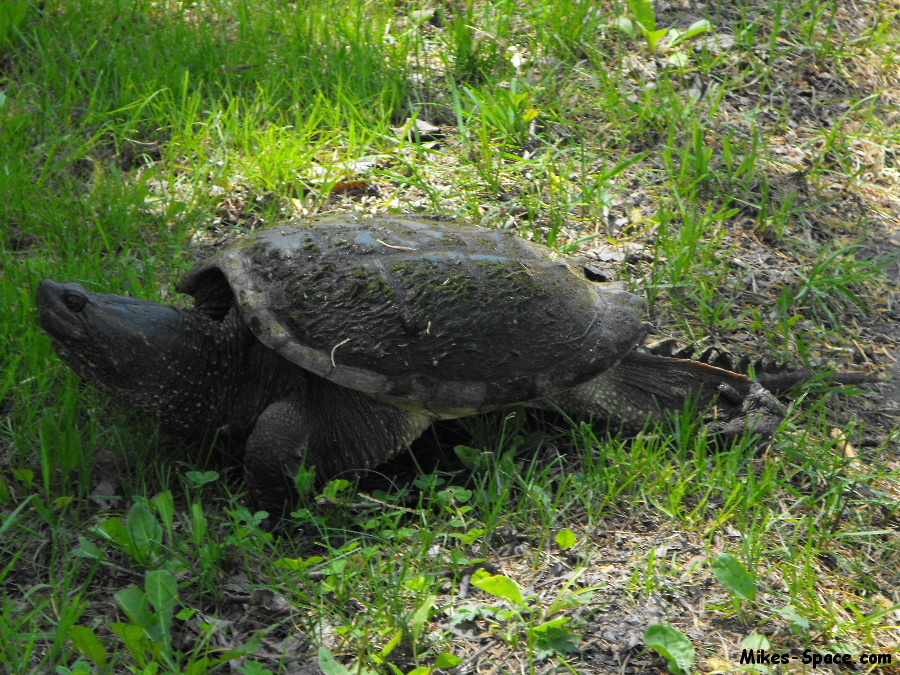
[179,215,647,417]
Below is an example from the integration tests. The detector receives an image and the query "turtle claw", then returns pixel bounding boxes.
[711,382,786,441]
[715,381,743,406]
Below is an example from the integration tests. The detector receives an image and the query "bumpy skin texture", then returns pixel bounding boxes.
[37,215,787,514]
[37,279,433,513]
[542,350,786,439]
[242,377,432,512]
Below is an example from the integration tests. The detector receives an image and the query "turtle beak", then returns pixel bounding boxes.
[37,280,90,341]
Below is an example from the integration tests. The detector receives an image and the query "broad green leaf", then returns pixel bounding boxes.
[531,616,571,631]
[229,631,264,657]
[186,656,212,675]
[54,495,74,509]
[742,633,770,650]
[12,468,34,487]
[712,554,756,601]
[555,529,577,549]
[437,485,473,504]
[145,569,179,644]
[434,653,463,668]
[153,491,175,530]
[375,629,403,661]
[628,0,656,31]
[404,575,433,591]
[321,479,351,498]
[530,618,580,659]
[95,517,130,548]
[642,28,670,52]
[777,605,810,634]
[318,647,354,675]
[184,470,220,487]
[471,570,526,608]
[409,595,436,644]
[548,586,596,615]
[145,570,178,612]
[668,20,713,49]
[322,558,348,575]
[448,528,486,545]
[115,585,155,632]
[613,16,636,38]
[235,661,274,675]
[645,624,695,675]
[275,555,325,570]
[69,625,108,669]
[126,502,163,564]
[191,501,208,540]
[684,19,713,37]
[73,536,107,561]
[110,622,153,666]
[454,445,489,469]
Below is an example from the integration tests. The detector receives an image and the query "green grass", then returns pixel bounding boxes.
[2,0,900,672]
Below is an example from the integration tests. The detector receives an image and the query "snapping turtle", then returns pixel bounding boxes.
[38,214,784,512]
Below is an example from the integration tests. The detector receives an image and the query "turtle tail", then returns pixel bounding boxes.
[753,367,873,393]
[543,350,787,440]
[643,339,875,393]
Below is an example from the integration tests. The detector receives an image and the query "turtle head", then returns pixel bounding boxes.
[37,280,198,407]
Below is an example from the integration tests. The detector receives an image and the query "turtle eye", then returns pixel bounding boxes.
[63,290,87,312]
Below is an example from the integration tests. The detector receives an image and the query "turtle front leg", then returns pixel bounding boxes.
[243,374,433,516]
[243,393,313,515]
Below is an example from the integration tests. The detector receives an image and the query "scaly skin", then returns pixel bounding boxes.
[36,217,803,515]
[542,350,785,440]
[38,280,432,512]
[39,278,787,514]
[38,280,296,441]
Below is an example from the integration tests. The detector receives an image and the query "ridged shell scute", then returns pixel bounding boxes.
[181,215,647,416]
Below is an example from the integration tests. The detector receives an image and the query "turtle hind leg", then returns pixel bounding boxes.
[243,374,432,516]
[542,350,786,440]
[306,374,434,477]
